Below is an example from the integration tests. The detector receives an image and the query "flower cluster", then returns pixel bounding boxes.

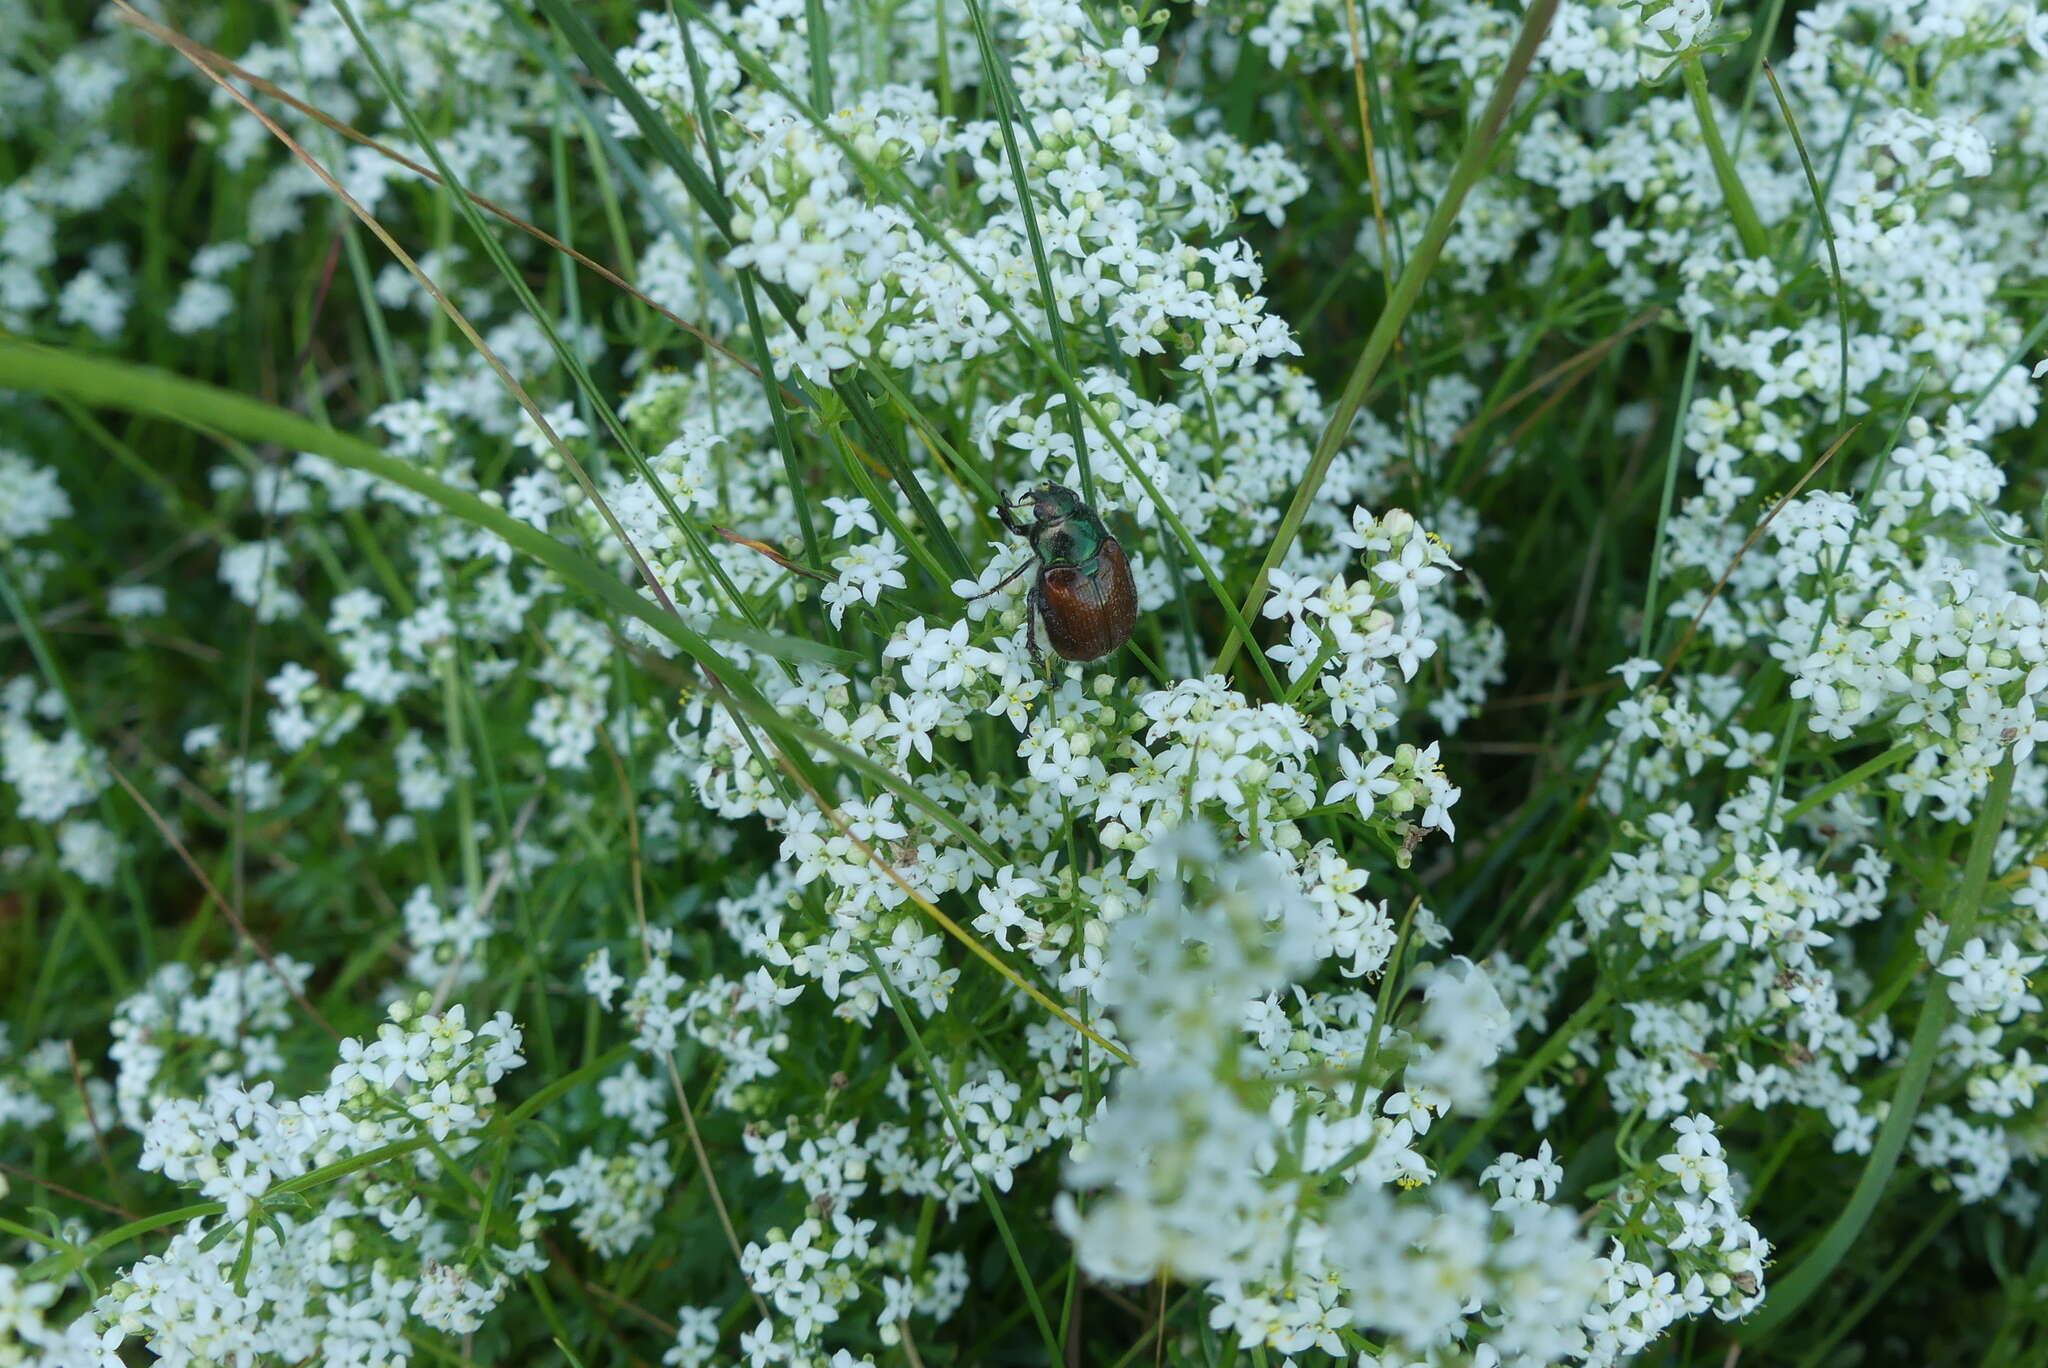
[93,999,529,1364]
[5,0,2047,1362]
[1061,829,1624,1360]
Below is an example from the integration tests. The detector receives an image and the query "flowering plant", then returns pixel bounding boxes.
[4,0,2047,1363]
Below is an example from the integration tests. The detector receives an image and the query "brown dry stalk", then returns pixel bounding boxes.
[110,767,341,1040]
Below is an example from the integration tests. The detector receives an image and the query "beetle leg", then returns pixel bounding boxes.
[1025,586,1047,676]
[994,496,1030,538]
[965,558,1034,600]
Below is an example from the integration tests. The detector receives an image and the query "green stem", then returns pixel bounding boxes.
[1440,984,1611,1175]
[1639,328,1704,655]
[1762,59,1850,427]
[1780,741,1917,825]
[1682,54,1770,259]
[0,342,837,688]
[865,949,1064,1361]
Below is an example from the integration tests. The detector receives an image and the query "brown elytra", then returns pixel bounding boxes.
[1037,538,1137,661]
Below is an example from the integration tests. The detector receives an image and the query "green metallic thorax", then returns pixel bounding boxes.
[1016,484,1109,576]
[1033,507,1108,577]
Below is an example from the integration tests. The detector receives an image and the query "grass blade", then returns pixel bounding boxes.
[0,340,836,679]
[1740,753,2016,1337]
[1214,0,1564,676]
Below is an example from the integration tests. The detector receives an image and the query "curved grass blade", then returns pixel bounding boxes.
[0,341,843,682]
[319,0,772,647]
[7,343,1117,1048]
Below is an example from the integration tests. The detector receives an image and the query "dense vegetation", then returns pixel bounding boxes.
[4,0,2047,1363]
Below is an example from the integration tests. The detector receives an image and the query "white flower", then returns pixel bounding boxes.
[1326,744,1397,819]
[1610,657,1661,690]
[1101,26,1159,85]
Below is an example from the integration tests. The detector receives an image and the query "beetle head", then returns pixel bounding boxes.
[1011,481,1084,528]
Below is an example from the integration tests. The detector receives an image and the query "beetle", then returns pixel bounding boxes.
[974,481,1138,667]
